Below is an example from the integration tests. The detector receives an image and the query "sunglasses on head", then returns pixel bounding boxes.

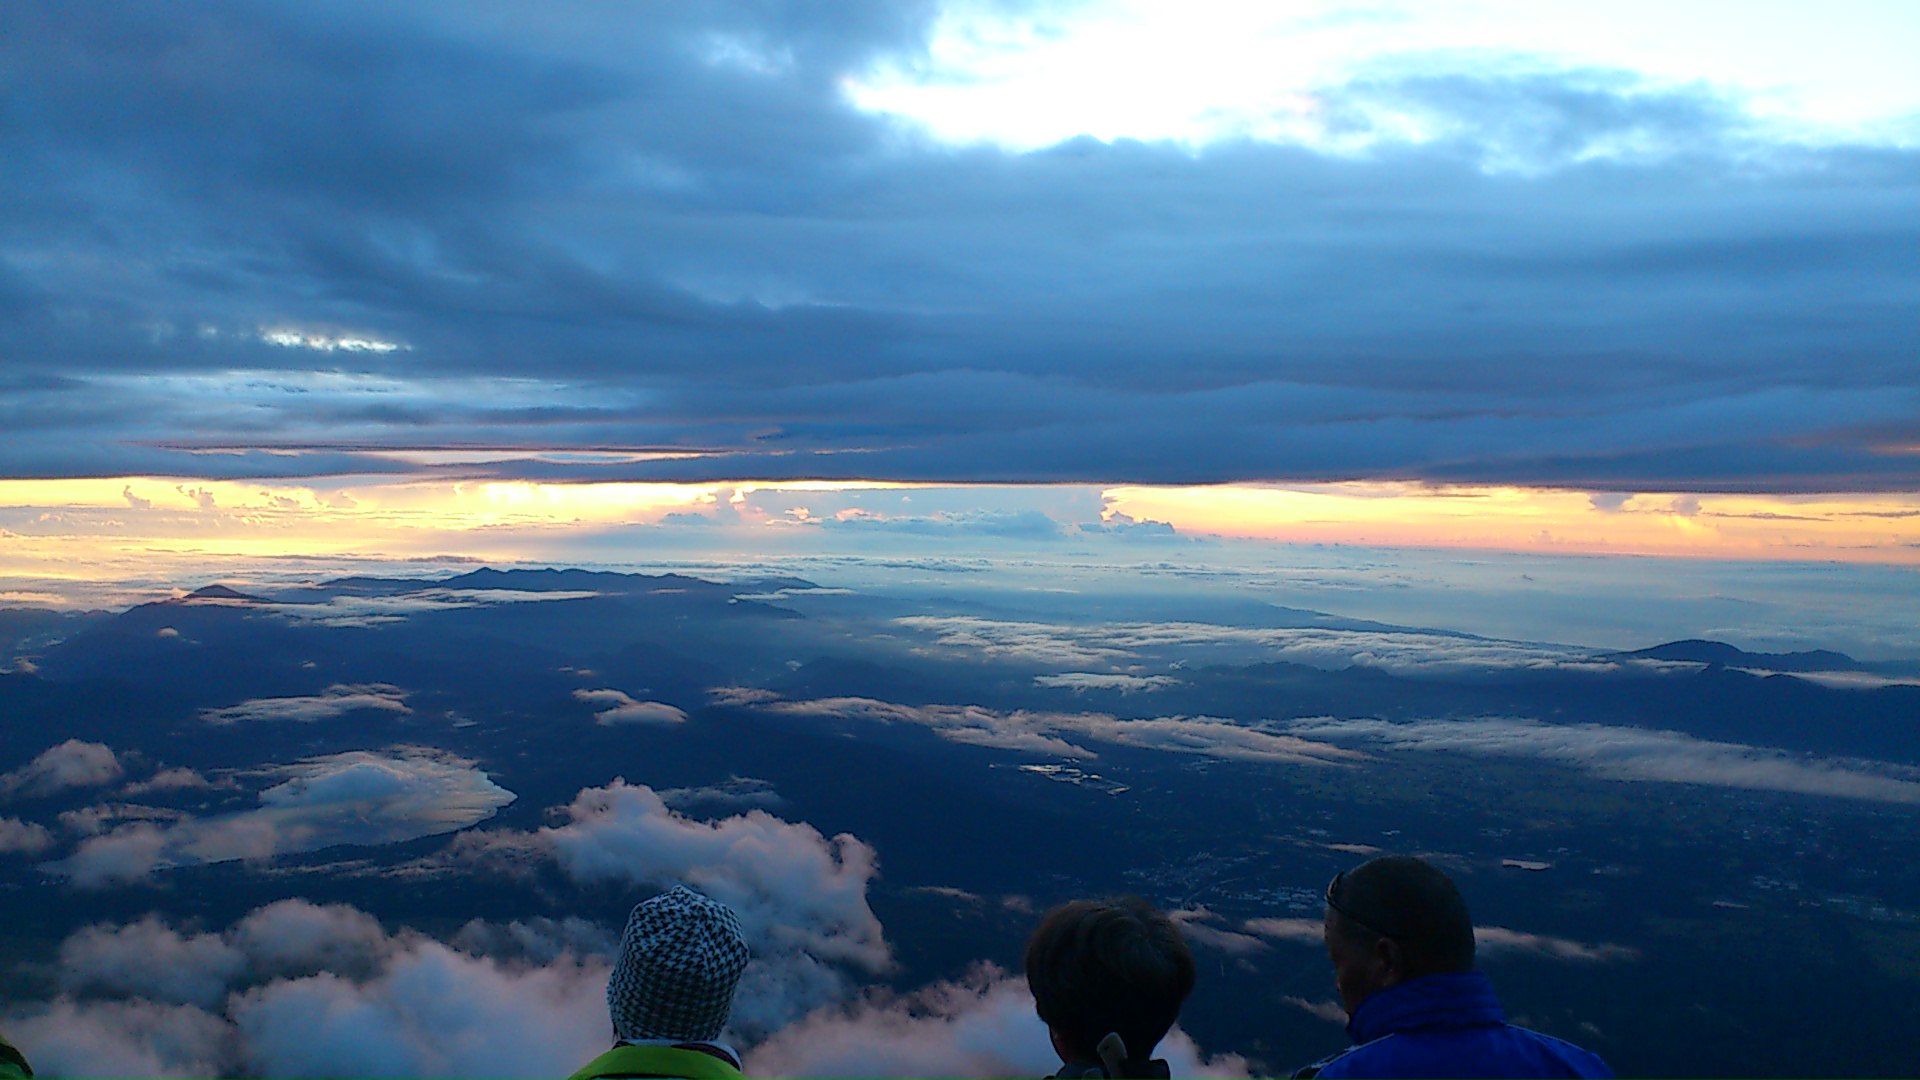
[1325,869,1410,940]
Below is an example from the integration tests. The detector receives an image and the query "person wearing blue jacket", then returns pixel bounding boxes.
[1293,855,1613,1079]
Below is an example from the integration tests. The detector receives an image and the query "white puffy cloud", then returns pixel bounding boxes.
[572,688,688,726]
[745,965,1250,1080]
[231,899,393,978]
[455,779,897,1039]
[18,905,610,1080]
[200,684,411,725]
[753,695,1363,766]
[17,902,1260,1080]
[0,740,124,799]
[49,749,515,886]
[1283,716,1920,804]
[2,998,233,1080]
[541,780,889,976]
[450,916,618,966]
[0,815,54,854]
[59,916,246,1007]
[59,822,172,887]
[229,939,610,1079]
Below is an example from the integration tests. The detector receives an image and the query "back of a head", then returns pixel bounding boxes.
[607,885,751,1044]
[1024,896,1196,1071]
[1331,855,1476,976]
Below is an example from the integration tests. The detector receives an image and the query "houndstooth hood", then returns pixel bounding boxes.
[606,885,751,1042]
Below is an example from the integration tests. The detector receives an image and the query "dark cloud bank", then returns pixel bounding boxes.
[1,2,1915,490]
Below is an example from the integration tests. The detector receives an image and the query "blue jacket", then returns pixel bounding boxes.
[1296,971,1613,1079]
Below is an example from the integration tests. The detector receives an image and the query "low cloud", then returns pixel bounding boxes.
[1243,916,1637,964]
[11,903,610,1080]
[1033,673,1182,693]
[1282,996,1349,1025]
[15,910,1251,1080]
[752,694,1363,766]
[200,684,411,725]
[1170,909,1271,956]
[895,616,1631,677]
[450,916,618,967]
[123,767,218,795]
[229,939,608,1079]
[49,749,515,886]
[231,899,394,978]
[657,775,782,811]
[0,739,124,799]
[1242,917,1325,945]
[1283,716,1920,805]
[538,781,890,1002]
[1475,926,1639,963]
[571,688,688,726]
[55,823,173,886]
[0,815,55,854]
[444,780,897,1038]
[262,589,600,628]
[60,917,247,1007]
[2,998,232,1079]
[744,965,1249,1080]
[57,802,187,837]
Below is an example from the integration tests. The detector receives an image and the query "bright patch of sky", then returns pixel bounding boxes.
[847,0,1920,150]
[259,329,406,353]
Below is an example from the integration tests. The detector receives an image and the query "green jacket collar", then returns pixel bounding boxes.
[569,1042,744,1080]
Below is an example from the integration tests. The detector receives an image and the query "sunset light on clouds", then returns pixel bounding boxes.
[1,0,1916,628]
[6,8,1920,1078]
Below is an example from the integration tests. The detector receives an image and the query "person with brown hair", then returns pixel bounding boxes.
[1024,896,1197,1079]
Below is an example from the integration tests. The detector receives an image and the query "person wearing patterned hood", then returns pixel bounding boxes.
[571,885,752,1080]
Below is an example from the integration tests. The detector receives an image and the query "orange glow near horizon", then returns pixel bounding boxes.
[2,477,1918,598]
[1102,483,1920,562]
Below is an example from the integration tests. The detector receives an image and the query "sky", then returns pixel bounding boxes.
[2,0,1918,597]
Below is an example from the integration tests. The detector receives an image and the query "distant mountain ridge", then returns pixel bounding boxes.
[1617,638,1865,672]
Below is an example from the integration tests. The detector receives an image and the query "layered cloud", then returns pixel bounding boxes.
[200,684,411,725]
[571,688,688,726]
[0,6,1913,493]
[745,694,1364,766]
[1233,914,1637,964]
[0,740,123,799]
[262,589,601,628]
[895,615,1641,676]
[1033,673,1183,693]
[48,749,515,885]
[1283,716,1920,804]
